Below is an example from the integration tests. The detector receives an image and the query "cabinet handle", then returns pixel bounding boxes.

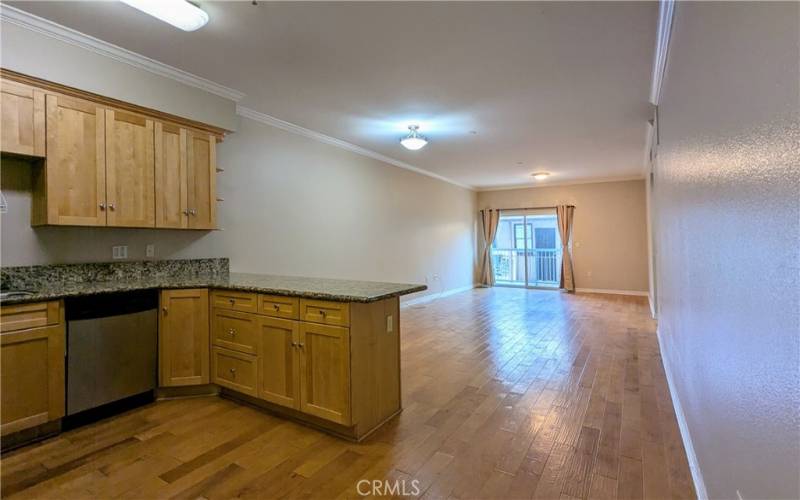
[229,298,235,305]
[297,342,305,348]
[273,304,280,310]
[291,341,298,348]
[229,368,236,377]
[228,328,236,336]
[182,209,189,216]
[108,203,116,211]
[319,310,327,317]
[99,202,106,211]
[162,307,168,314]
[189,209,197,216]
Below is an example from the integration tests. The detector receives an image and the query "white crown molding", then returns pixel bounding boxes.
[0,4,246,102]
[476,175,646,192]
[236,105,475,191]
[650,0,675,104]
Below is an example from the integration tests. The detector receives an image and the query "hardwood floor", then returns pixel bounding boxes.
[1,288,695,499]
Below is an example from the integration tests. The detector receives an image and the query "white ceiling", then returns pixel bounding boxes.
[7,1,658,190]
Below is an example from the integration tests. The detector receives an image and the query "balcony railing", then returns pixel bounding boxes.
[491,248,561,286]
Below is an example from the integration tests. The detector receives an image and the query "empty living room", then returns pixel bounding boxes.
[0,1,797,499]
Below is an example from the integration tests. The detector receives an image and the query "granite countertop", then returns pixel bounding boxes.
[0,272,427,305]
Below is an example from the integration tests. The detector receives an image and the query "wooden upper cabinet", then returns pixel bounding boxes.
[187,131,217,230]
[1,80,45,157]
[155,122,188,229]
[43,93,107,226]
[105,109,155,227]
[159,289,210,387]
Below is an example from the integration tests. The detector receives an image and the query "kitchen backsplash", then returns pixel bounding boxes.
[1,258,230,290]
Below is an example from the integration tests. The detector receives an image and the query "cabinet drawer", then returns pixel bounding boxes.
[1,301,61,333]
[299,299,350,327]
[211,290,257,313]
[212,309,258,355]
[259,295,299,320]
[211,347,257,397]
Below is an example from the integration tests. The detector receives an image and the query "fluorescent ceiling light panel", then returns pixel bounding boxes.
[120,0,209,32]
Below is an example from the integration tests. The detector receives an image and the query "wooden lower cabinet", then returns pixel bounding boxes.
[257,316,300,409]
[211,347,257,396]
[200,292,401,440]
[0,301,65,436]
[298,322,351,425]
[159,289,209,387]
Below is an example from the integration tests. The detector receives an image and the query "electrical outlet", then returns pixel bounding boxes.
[112,245,128,260]
[146,244,155,257]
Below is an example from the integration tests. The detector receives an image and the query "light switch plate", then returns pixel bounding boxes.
[386,315,394,333]
[145,244,155,257]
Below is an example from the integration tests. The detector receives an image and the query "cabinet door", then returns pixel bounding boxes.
[298,323,350,425]
[186,131,217,230]
[159,289,209,387]
[1,80,45,157]
[1,325,65,435]
[155,122,188,229]
[45,93,106,226]
[105,109,155,227]
[258,317,300,409]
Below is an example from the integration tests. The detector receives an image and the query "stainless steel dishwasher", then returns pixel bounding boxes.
[65,290,158,417]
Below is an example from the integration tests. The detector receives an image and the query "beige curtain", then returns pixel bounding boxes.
[556,205,576,292]
[479,209,501,286]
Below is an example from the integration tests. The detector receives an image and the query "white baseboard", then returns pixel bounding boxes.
[401,283,477,307]
[574,287,649,297]
[656,327,709,500]
[649,294,657,319]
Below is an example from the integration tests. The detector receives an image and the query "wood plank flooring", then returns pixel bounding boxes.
[1,288,695,499]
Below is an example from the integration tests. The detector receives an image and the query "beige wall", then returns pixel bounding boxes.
[1,117,478,299]
[0,22,478,300]
[478,179,649,292]
[0,20,238,131]
[654,2,799,499]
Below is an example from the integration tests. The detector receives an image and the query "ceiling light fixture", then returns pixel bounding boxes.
[120,0,209,32]
[400,125,428,151]
[532,172,550,180]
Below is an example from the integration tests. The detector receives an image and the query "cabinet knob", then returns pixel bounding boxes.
[228,328,236,336]
[319,310,327,317]
[99,202,106,211]
[189,209,197,216]
[182,209,189,216]
[108,203,116,211]
[273,304,280,310]
[229,298,235,305]
[229,368,236,376]
[162,307,168,314]
[297,342,305,348]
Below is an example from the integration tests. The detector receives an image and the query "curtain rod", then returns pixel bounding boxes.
[482,205,575,211]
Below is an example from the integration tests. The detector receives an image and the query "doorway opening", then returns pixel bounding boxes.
[491,210,561,288]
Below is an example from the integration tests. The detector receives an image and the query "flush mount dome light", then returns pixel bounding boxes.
[400,125,428,151]
[120,0,209,32]
[532,172,550,180]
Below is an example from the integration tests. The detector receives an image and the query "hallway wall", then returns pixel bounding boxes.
[653,2,800,499]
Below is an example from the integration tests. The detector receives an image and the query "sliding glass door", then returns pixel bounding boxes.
[491,210,562,288]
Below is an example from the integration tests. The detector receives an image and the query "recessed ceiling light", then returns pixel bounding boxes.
[120,0,209,32]
[531,172,550,180]
[400,125,428,151]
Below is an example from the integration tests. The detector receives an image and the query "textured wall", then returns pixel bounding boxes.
[478,180,649,292]
[654,2,800,499]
